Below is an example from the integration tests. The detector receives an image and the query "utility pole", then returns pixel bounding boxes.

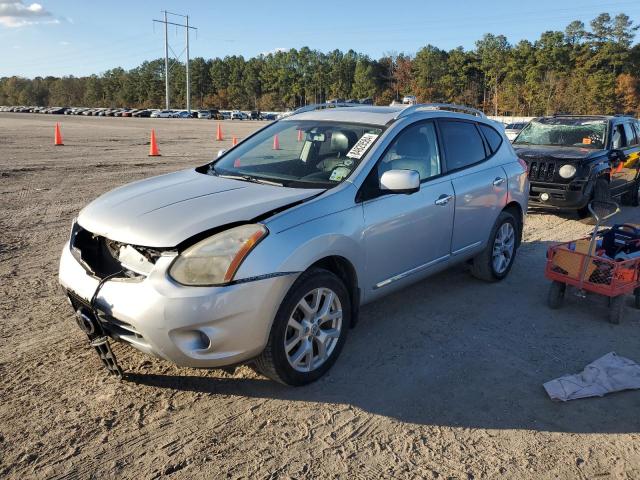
[163,10,169,110]
[153,11,197,113]
[185,15,190,113]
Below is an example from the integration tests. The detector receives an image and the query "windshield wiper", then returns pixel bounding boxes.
[216,173,283,187]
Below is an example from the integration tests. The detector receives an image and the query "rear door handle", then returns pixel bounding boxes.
[493,177,506,186]
[435,194,453,206]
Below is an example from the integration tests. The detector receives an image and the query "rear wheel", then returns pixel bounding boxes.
[471,211,518,282]
[622,178,640,207]
[634,288,640,310]
[254,268,350,386]
[547,281,566,309]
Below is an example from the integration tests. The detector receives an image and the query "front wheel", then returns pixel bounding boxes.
[471,211,518,282]
[254,268,350,386]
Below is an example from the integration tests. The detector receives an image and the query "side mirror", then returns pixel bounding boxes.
[380,169,420,194]
[217,149,227,158]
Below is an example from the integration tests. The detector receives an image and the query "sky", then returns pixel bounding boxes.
[1,0,640,78]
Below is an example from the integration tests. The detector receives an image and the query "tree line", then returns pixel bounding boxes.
[2,12,640,116]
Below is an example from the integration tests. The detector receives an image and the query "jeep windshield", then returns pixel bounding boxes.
[209,120,383,188]
[514,117,606,149]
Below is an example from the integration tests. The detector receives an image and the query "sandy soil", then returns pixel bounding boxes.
[1,113,639,480]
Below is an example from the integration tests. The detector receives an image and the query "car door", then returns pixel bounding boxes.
[361,121,454,292]
[610,121,640,194]
[437,119,508,255]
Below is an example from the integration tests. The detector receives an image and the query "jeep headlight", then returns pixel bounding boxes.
[169,224,267,286]
[559,164,577,179]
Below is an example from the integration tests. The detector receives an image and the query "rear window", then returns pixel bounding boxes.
[439,120,487,171]
[479,124,503,154]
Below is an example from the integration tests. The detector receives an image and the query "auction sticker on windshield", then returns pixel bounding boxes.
[347,133,378,159]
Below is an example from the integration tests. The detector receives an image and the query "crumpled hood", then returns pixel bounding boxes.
[77,169,322,247]
[514,145,603,162]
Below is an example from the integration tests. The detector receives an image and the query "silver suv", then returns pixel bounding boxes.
[59,103,529,385]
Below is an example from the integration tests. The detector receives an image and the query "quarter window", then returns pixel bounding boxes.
[623,123,637,146]
[439,120,487,171]
[479,124,503,154]
[378,122,441,180]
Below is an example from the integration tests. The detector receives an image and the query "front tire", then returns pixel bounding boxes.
[609,295,625,324]
[471,211,518,282]
[254,268,350,386]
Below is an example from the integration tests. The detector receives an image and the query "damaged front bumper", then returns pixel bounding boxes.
[59,242,297,368]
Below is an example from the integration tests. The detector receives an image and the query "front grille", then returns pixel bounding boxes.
[70,223,161,279]
[528,160,557,182]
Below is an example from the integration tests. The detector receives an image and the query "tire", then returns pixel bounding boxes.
[471,211,518,282]
[547,281,566,309]
[635,288,640,310]
[581,178,611,224]
[609,295,625,324]
[254,268,350,386]
[623,179,640,207]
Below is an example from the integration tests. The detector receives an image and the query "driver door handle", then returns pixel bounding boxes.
[493,177,506,186]
[435,194,453,206]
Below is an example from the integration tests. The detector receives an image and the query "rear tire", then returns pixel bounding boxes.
[609,295,625,324]
[547,281,566,309]
[623,179,640,207]
[471,211,518,282]
[634,288,640,310]
[254,268,350,386]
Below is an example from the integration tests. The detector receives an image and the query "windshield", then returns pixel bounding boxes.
[514,118,606,149]
[210,120,383,188]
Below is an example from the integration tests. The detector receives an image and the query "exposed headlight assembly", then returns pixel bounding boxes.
[169,224,268,286]
[559,164,577,179]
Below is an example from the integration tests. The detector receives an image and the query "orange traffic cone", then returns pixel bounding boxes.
[232,136,238,146]
[216,123,224,141]
[297,129,303,142]
[149,129,160,156]
[272,134,280,150]
[54,123,64,146]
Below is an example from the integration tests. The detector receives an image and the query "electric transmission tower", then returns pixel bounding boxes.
[153,11,197,112]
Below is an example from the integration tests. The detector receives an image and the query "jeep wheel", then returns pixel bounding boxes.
[254,268,350,386]
[471,211,518,282]
[547,281,566,309]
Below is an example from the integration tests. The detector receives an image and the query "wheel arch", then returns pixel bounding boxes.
[308,255,361,327]
[503,201,524,246]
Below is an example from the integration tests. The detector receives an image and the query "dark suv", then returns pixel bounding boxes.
[513,115,640,214]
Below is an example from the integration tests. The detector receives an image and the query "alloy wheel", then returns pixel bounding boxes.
[284,288,343,372]
[492,222,515,274]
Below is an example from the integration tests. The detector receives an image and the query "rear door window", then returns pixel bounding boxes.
[439,120,487,171]
[479,124,503,154]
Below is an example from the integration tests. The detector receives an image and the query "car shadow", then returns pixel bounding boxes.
[126,233,640,434]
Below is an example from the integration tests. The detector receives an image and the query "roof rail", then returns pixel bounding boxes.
[282,102,360,118]
[395,103,486,119]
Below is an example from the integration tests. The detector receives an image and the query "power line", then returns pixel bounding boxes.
[153,10,197,112]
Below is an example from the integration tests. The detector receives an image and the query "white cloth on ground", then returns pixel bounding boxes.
[543,352,640,402]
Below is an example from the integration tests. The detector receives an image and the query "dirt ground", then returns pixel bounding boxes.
[1,113,639,480]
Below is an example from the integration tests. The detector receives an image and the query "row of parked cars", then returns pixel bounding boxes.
[0,105,278,120]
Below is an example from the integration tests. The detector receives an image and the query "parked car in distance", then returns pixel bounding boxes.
[198,109,221,119]
[403,95,417,105]
[261,112,277,121]
[250,110,261,120]
[359,97,374,105]
[59,102,528,386]
[230,110,246,120]
[173,110,192,118]
[504,122,527,141]
[513,115,640,215]
[151,110,174,118]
